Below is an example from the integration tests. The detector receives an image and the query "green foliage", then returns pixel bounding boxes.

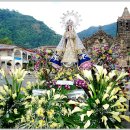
[0,68,27,128]
[70,65,130,128]
[0,37,13,45]
[16,88,72,128]
[0,9,61,48]
[0,65,129,128]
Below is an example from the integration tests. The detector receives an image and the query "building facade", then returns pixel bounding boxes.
[83,7,130,68]
[117,7,130,49]
[0,44,32,70]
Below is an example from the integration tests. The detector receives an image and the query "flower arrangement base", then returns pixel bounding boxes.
[67,89,86,100]
[32,89,47,96]
[56,80,74,85]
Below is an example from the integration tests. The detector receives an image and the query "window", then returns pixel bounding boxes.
[8,50,12,56]
[119,22,122,26]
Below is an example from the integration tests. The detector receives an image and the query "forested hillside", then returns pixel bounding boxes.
[78,23,117,40]
[0,9,117,48]
[0,9,61,48]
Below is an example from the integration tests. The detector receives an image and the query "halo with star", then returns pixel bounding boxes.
[60,10,82,29]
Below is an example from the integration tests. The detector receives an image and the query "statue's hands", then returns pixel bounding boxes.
[66,34,69,39]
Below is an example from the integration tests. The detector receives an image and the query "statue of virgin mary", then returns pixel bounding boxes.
[50,14,91,69]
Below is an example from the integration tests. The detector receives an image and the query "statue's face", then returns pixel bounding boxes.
[68,25,72,31]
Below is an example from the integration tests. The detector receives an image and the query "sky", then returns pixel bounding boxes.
[0,1,130,35]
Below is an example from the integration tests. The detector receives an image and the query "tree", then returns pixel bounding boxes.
[0,37,13,45]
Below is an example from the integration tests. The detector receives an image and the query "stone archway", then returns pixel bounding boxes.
[7,60,12,66]
[13,49,23,69]
[22,52,27,61]
[1,61,5,69]
[14,50,21,59]
[15,62,21,69]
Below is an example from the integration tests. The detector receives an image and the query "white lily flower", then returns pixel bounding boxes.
[103,68,107,77]
[68,100,79,105]
[19,68,27,79]
[116,71,128,81]
[60,95,67,99]
[101,116,108,126]
[76,126,80,129]
[103,104,109,110]
[25,95,32,100]
[79,102,88,107]
[39,80,45,86]
[102,93,109,101]
[3,85,9,92]
[12,93,17,99]
[86,110,94,117]
[95,73,100,81]
[75,94,84,99]
[71,107,82,114]
[76,74,84,80]
[0,95,4,100]
[117,108,127,112]
[80,114,86,121]
[106,125,109,129]
[84,120,90,128]
[61,107,68,115]
[109,111,120,116]
[26,81,32,89]
[120,115,130,122]
[94,65,104,76]
[67,108,72,116]
[118,97,127,102]
[13,108,18,114]
[12,68,18,78]
[112,115,121,122]
[105,76,110,82]
[106,86,112,94]
[22,69,27,78]
[46,90,51,99]
[46,49,51,53]
[123,103,129,109]
[51,88,55,95]
[108,70,117,78]
[0,110,4,115]
[0,87,6,95]
[88,84,94,93]
[110,87,121,96]
[46,68,50,74]
[89,91,93,97]
[54,94,60,100]
[95,99,100,104]
[111,101,123,108]
[114,125,119,129]
[0,102,6,106]
[8,120,13,123]
[83,70,93,80]
[17,78,24,83]
[12,68,27,81]
[0,69,6,77]
[109,95,117,101]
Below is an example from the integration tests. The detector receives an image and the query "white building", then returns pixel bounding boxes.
[0,44,32,70]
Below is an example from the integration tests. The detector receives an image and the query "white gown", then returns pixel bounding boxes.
[56,30,86,64]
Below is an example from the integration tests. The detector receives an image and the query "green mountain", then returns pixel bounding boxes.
[0,9,61,48]
[78,23,117,40]
[0,9,117,48]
